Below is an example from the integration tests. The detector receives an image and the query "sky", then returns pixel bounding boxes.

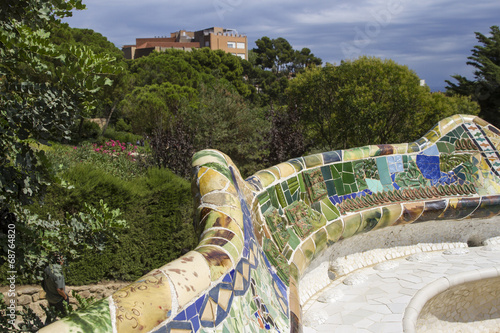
[63,0,499,91]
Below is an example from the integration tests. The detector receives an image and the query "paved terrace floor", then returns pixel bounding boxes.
[302,242,500,333]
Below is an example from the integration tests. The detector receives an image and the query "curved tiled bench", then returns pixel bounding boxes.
[42,114,500,332]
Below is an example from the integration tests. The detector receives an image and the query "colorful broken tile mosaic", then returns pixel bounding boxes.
[41,115,500,333]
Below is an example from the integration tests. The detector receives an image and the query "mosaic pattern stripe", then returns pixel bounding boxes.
[42,115,500,333]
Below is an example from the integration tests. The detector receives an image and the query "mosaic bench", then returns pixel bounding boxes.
[42,114,500,333]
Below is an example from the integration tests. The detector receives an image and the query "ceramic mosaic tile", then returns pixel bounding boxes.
[44,115,500,333]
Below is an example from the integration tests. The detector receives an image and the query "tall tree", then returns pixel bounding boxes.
[289,56,479,151]
[293,47,322,72]
[446,26,500,126]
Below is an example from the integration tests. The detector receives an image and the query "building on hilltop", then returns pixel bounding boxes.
[122,27,247,60]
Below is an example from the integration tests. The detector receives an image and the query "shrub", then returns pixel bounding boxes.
[28,164,196,285]
[70,119,102,142]
[114,118,132,132]
[47,140,149,180]
[103,127,144,146]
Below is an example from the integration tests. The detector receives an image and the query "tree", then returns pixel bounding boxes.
[288,56,479,151]
[49,22,128,133]
[0,0,121,206]
[120,82,197,135]
[253,37,322,74]
[293,47,322,72]
[253,37,294,73]
[149,80,270,178]
[446,26,500,127]
[266,104,307,166]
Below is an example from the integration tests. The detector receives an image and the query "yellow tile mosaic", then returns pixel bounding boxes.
[113,272,172,333]
[214,206,244,230]
[160,251,211,308]
[198,230,243,261]
[291,248,307,274]
[201,192,240,209]
[199,168,232,196]
[196,245,235,281]
[255,170,276,187]
[276,162,296,179]
[200,210,244,239]
[374,204,403,230]
[325,219,344,243]
[439,116,460,134]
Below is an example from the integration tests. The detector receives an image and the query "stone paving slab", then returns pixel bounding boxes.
[302,244,500,332]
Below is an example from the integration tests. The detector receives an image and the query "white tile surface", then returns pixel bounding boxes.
[302,245,500,332]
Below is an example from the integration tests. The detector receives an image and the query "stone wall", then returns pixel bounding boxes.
[1,281,129,322]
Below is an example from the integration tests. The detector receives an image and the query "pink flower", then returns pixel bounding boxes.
[95,148,100,152]
[73,147,77,150]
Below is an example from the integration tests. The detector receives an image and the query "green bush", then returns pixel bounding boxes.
[115,118,132,132]
[47,141,149,180]
[29,164,196,285]
[69,119,101,142]
[103,127,144,146]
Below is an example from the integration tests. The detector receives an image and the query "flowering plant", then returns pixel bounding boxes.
[48,140,150,180]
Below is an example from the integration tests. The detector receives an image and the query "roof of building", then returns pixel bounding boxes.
[136,42,200,49]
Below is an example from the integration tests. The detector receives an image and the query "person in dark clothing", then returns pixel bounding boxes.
[42,253,69,325]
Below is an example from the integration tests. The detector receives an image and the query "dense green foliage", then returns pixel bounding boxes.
[253,36,322,74]
[24,147,196,284]
[0,0,121,206]
[288,56,479,151]
[1,198,127,283]
[446,25,500,127]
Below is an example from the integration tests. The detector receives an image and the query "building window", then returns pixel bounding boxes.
[227,41,235,48]
[237,42,245,49]
[237,54,245,60]
[205,41,210,47]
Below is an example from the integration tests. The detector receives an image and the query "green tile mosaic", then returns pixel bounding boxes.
[263,208,289,251]
[303,168,328,202]
[436,141,455,153]
[304,153,323,168]
[287,176,300,195]
[274,184,287,208]
[301,238,316,263]
[286,229,302,250]
[341,214,362,239]
[326,219,343,243]
[320,198,341,221]
[312,228,328,254]
[288,158,305,172]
